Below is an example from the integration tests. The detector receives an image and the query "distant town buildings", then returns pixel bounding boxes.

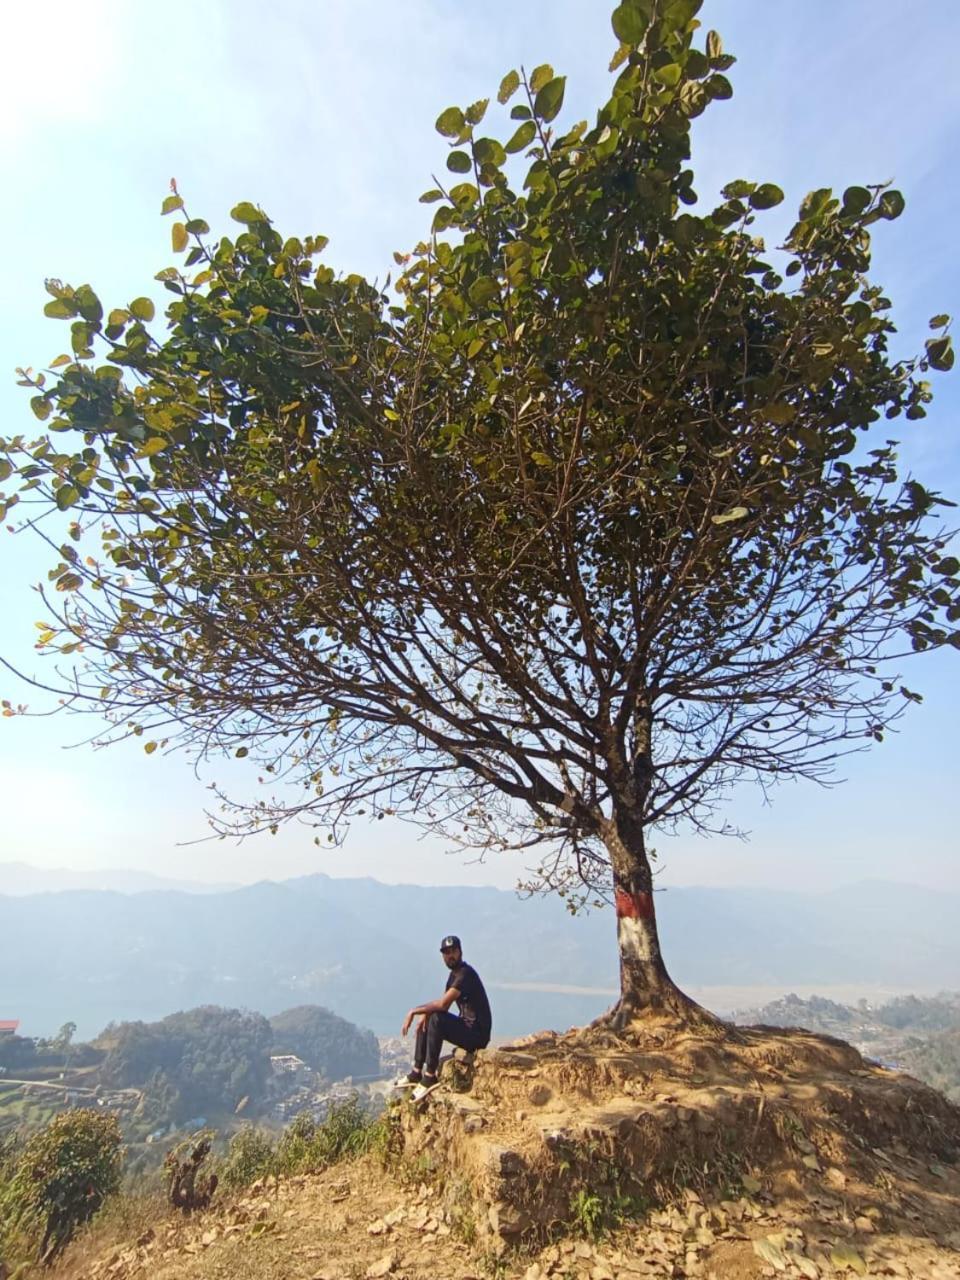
[0,1020,19,1037]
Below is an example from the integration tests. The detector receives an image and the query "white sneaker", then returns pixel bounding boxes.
[393,1073,420,1089]
[412,1078,439,1102]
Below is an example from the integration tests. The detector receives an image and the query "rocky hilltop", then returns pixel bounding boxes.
[49,1018,960,1280]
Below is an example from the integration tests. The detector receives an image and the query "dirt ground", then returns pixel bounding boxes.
[53,1020,960,1280]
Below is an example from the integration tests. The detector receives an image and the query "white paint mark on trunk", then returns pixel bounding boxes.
[618,913,653,963]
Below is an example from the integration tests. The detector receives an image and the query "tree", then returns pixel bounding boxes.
[7,1110,122,1265]
[270,1006,380,1081]
[100,1007,272,1118]
[2,2,957,1030]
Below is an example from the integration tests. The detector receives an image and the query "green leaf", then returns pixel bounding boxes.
[30,396,51,421]
[929,314,950,329]
[465,98,489,126]
[171,222,189,253]
[129,297,155,322]
[711,506,749,525]
[679,82,708,117]
[498,70,520,104]
[161,194,183,215]
[468,277,499,306]
[55,484,79,511]
[799,187,833,220]
[534,76,566,123]
[43,298,76,320]
[611,4,648,43]
[722,180,756,200]
[706,74,733,99]
[529,64,554,93]
[236,746,249,758]
[435,106,465,138]
[144,741,158,754]
[140,438,170,457]
[878,188,905,220]
[531,451,553,468]
[936,557,959,576]
[446,150,472,174]
[706,29,723,58]
[231,201,265,224]
[749,184,784,210]
[926,335,954,371]
[505,120,537,153]
[653,63,682,89]
[185,218,210,235]
[49,353,72,368]
[474,137,506,167]
[419,189,444,203]
[841,185,871,216]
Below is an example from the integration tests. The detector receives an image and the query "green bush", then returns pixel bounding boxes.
[220,1126,276,1190]
[7,1109,123,1265]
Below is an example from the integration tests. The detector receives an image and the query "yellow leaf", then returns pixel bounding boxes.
[171,222,189,253]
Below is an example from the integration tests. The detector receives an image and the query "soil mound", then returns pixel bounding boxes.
[398,1019,960,1273]
[50,1022,960,1280]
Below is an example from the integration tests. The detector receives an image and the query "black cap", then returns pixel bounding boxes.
[440,935,461,952]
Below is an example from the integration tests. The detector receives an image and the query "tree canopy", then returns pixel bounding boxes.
[99,1007,272,1119]
[2,0,957,1021]
[269,1006,380,1081]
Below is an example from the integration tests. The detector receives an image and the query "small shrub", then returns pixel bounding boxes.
[569,1188,604,1240]
[7,1109,123,1265]
[220,1126,277,1189]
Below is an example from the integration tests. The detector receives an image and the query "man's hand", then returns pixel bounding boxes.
[401,1010,415,1037]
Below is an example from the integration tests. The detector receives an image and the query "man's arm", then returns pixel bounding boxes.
[401,986,459,1036]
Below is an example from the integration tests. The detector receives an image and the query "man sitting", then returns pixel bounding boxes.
[399,934,492,1099]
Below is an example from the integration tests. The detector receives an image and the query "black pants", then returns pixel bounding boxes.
[414,1012,488,1075]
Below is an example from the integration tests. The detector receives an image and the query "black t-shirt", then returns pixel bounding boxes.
[446,962,492,1043]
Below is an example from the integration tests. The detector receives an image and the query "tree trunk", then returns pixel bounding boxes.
[599,813,716,1031]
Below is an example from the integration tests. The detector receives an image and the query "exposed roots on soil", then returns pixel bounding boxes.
[587,990,735,1043]
[397,1018,960,1259]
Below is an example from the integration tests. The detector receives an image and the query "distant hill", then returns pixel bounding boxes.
[0,861,237,896]
[1,874,958,1039]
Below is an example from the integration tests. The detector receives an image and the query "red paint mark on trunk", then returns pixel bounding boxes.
[615,888,653,920]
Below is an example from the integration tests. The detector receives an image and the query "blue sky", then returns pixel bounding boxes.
[0,1,958,891]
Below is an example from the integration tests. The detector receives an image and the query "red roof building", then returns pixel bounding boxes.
[0,1020,19,1037]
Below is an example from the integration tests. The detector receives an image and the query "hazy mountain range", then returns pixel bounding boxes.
[0,861,238,896]
[2,867,958,1040]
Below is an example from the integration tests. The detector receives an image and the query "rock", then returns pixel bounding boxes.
[591,1263,615,1280]
[528,1083,552,1106]
[491,1051,539,1070]
[485,1144,525,1176]
[854,1215,875,1233]
[365,1253,396,1279]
